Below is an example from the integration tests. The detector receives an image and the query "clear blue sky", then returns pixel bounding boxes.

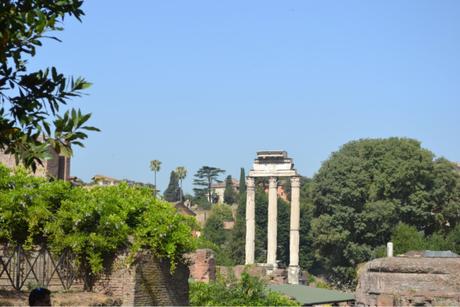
[32,1,460,193]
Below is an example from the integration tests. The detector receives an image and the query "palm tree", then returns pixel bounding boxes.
[150,160,161,198]
[175,166,187,202]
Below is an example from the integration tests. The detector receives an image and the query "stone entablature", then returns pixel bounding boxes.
[249,150,297,177]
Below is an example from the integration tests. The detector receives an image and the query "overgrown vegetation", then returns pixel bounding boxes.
[189,272,299,306]
[0,165,196,290]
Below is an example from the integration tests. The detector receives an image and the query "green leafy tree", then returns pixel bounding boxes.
[202,204,233,246]
[228,168,247,263]
[446,224,460,254]
[0,0,99,171]
[391,223,425,255]
[223,175,237,204]
[150,159,161,197]
[189,272,299,306]
[164,170,180,202]
[0,164,73,246]
[193,166,225,205]
[298,177,316,270]
[310,137,460,285]
[175,166,187,202]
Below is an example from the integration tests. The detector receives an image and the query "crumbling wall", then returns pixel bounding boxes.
[187,249,216,282]
[96,252,189,306]
[355,257,460,306]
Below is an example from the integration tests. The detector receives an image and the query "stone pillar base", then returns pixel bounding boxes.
[288,266,300,285]
[262,262,278,275]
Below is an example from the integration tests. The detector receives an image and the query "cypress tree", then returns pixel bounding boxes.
[164,171,181,202]
[227,168,247,263]
[239,167,246,197]
[224,175,237,204]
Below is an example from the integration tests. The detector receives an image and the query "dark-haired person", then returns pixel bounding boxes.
[29,287,51,306]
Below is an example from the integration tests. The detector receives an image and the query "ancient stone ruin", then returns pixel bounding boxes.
[355,252,460,306]
[245,151,302,284]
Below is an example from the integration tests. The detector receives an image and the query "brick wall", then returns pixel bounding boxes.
[187,249,216,282]
[0,148,70,180]
[96,251,189,306]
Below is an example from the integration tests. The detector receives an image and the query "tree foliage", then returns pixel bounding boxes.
[223,175,237,204]
[310,138,460,285]
[227,168,247,264]
[175,166,187,200]
[149,159,161,196]
[0,164,196,290]
[0,0,99,171]
[164,170,181,202]
[202,204,233,246]
[391,222,460,256]
[189,272,299,306]
[193,166,225,205]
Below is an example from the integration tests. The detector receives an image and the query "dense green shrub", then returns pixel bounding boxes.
[0,165,196,289]
[391,222,460,255]
[189,272,299,306]
[202,204,233,246]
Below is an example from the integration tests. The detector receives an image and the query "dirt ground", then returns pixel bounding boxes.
[0,290,120,306]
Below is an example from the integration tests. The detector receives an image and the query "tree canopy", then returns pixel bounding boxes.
[164,170,181,202]
[224,175,237,204]
[193,166,225,205]
[310,137,460,284]
[0,0,98,171]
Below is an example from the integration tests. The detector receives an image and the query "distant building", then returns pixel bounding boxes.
[91,174,120,186]
[90,174,154,189]
[0,148,71,181]
[211,178,239,204]
[264,184,289,202]
[175,201,197,217]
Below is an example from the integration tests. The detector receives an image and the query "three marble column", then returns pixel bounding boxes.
[245,175,301,284]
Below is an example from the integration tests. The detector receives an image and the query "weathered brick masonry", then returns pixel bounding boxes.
[96,251,189,306]
[187,249,216,282]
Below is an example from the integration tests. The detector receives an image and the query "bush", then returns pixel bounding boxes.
[0,165,197,290]
[391,223,425,255]
[189,272,299,306]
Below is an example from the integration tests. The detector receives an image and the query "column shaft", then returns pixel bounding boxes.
[245,177,255,265]
[267,177,278,267]
[288,176,301,284]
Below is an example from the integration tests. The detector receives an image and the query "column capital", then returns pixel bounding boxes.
[290,176,301,188]
[246,176,255,188]
[268,176,278,188]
